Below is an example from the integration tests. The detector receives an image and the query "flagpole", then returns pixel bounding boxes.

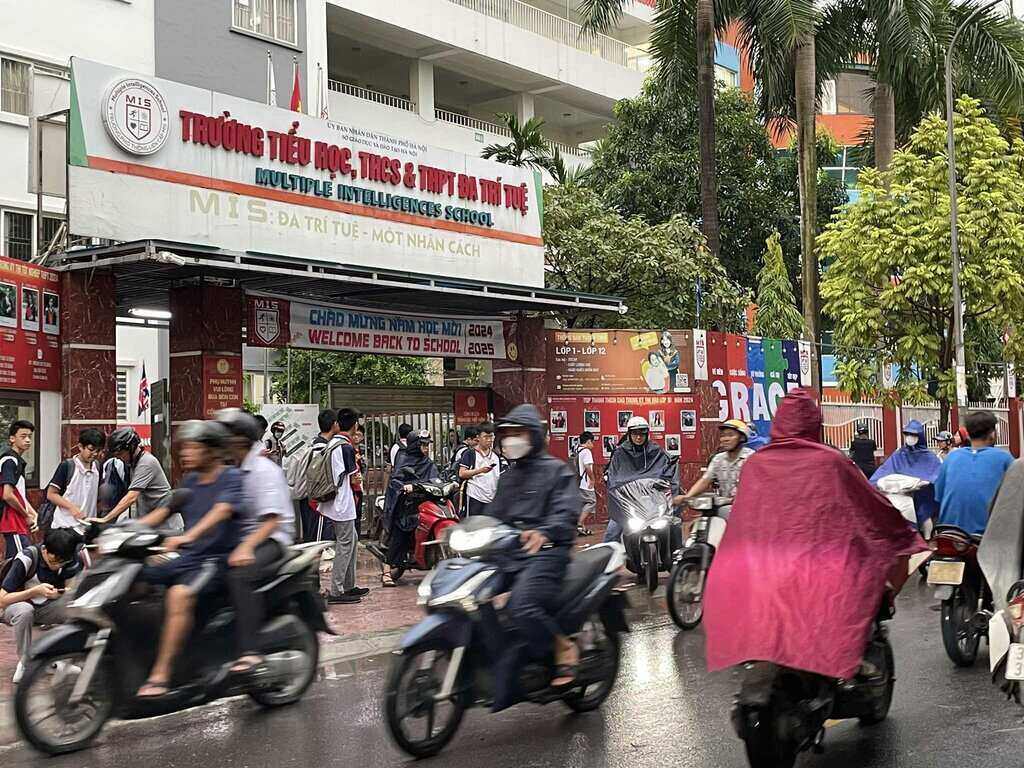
[266,50,276,107]
[316,63,323,120]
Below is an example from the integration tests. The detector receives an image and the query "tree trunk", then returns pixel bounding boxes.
[795,32,820,389]
[696,0,721,259]
[874,83,896,172]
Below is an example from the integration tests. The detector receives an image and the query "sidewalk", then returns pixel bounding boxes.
[0,525,611,698]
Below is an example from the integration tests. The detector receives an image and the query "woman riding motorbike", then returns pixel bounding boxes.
[382,430,439,586]
[603,416,678,543]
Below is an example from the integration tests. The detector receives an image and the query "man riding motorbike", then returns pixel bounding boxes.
[704,389,926,681]
[382,429,439,586]
[604,416,677,543]
[676,419,754,516]
[489,405,579,704]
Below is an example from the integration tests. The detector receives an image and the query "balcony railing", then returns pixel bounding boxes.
[446,0,648,71]
[327,80,415,112]
[434,108,586,158]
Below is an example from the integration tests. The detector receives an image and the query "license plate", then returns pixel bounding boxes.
[1006,644,1024,681]
[927,560,965,586]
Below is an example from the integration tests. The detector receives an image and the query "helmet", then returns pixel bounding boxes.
[215,408,263,444]
[626,416,650,432]
[271,421,286,434]
[719,419,751,439]
[176,419,230,449]
[935,430,954,442]
[107,427,141,456]
[855,422,869,435]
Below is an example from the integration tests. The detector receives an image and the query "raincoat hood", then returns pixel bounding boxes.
[704,389,927,680]
[497,404,546,458]
[901,420,928,445]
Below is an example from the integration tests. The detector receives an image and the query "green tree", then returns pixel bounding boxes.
[480,112,555,173]
[271,349,430,406]
[754,231,804,339]
[820,97,1024,424]
[543,184,747,329]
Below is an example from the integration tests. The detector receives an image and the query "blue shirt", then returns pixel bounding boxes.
[935,447,1014,535]
[180,467,244,558]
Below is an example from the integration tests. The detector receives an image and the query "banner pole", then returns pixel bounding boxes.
[287,346,292,402]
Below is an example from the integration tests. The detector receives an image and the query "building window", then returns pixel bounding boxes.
[233,0,297,46]
[835,71,873,115]
[714,64,738,88]
[40,216,63,254]
[0,390,40,487]
[3,211,33,261]
[1,58,30,116]
[116,369,129,422]
[822,146,862,203]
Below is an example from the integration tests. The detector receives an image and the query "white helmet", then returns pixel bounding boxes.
[626,416,650,432]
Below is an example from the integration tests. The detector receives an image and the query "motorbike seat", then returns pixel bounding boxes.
[558,546,614,603]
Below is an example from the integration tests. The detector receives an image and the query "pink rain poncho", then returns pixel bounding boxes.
[704,389,926,679]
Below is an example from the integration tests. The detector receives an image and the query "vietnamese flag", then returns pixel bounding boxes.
[289,58,302,112]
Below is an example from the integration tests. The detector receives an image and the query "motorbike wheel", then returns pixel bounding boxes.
[15,653,114,755]
[741,707,797,768]
[859,641,895,726]
[645,542,660,593]
[940,587,980,667]
[385,642,466,758]
[563,616,621,713]
[249,619,320,707]
[667,560,704,630]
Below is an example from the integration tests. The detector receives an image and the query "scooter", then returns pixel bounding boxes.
[15,494,331,756]
[666,494,729,630]
[383,515,629,758]
[927,524,992,666]
[732,592,897,768]
[610,477,681,592]
[367,473,461,580]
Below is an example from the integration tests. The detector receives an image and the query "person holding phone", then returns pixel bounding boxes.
[458,422,501,517]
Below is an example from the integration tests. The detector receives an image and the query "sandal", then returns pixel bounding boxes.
[381,571,396,587]
[230,655,264,675]
[550,664,578,690]
[136,679,171,698]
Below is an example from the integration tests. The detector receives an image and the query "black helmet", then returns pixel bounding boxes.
[176,420,230,449]
[215,408,263,445]
[855,422,869,435]
[107,427,141,456]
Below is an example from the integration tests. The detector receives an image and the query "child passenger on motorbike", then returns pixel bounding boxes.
[134,420,244,699]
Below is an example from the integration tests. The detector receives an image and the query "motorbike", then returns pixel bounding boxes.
[732,592,897,768]
[927,524,992,666]
[15,493,331,756]
[666,494,729,630]
[383,515,629,758]
[610,477,681,592]
[367,471,461,579]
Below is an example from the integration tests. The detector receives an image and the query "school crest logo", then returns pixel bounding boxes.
[103,78,169,155]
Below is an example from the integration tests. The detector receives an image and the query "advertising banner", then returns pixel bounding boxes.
[548,329,694,395]
[0,257,61,392]
[246,294,506,359]
[202,354,242,417]
[67,59,544,287]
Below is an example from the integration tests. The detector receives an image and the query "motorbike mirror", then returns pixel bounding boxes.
[1007,580,1024,603]
[167,488,194,512]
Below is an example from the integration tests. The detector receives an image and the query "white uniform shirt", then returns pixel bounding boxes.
[240,442,296,546]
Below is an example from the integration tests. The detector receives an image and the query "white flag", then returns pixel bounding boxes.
[318,63,330,120]
[266,51,277,107]
[693,329,708,381]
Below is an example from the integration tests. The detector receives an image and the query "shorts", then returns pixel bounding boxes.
[141,555,223,596]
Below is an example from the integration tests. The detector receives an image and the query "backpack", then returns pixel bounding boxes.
[35,458,75,535]
[285,443,317,500]
[101,458,130,512]
[305,438,348,503]
[0,546,39,590]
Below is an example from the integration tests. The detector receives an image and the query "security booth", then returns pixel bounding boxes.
[41,58,623,474]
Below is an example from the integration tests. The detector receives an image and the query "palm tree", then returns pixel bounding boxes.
[480,112,556,171]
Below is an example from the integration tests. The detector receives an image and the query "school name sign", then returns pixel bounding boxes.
[67,59,545,287]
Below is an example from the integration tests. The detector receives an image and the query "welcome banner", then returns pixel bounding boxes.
[246,294,506,360]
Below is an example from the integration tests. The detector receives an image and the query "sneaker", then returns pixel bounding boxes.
[12,660,24,684]
[321,547,336,562]
[327,593,362,604]
[345,587,370,597]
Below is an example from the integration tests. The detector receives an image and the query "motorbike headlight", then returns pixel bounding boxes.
[627,518,645,533]
[650,517,669,530]
[449,527,495,553]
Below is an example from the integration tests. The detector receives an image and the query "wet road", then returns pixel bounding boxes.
[2,580,1022,767]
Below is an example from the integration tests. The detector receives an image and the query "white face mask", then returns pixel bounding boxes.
[501,435,532,460]
[904,435,919,447]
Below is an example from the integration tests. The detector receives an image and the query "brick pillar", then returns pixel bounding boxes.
[881,402,900,460]
[169,283,244,431]
[61,270,117,452]
[1009,398,1021,458]
[492,316,546,417]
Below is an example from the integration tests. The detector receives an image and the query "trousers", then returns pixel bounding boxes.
[330,520,358,595]
[226,539,284,656]
[3,598,67,661]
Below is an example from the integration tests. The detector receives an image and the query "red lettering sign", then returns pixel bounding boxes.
[0,257,61,392]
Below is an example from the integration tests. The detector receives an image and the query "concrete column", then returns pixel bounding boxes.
[1009,398,1020,458]
[409,59,435,120]
[492,315,546,417]
[60,270,117,453]
[306,0,329,117]
[513,92,535,124]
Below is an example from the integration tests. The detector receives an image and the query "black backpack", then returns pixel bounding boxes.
[101,458,130,512]
[0,546,40,589]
